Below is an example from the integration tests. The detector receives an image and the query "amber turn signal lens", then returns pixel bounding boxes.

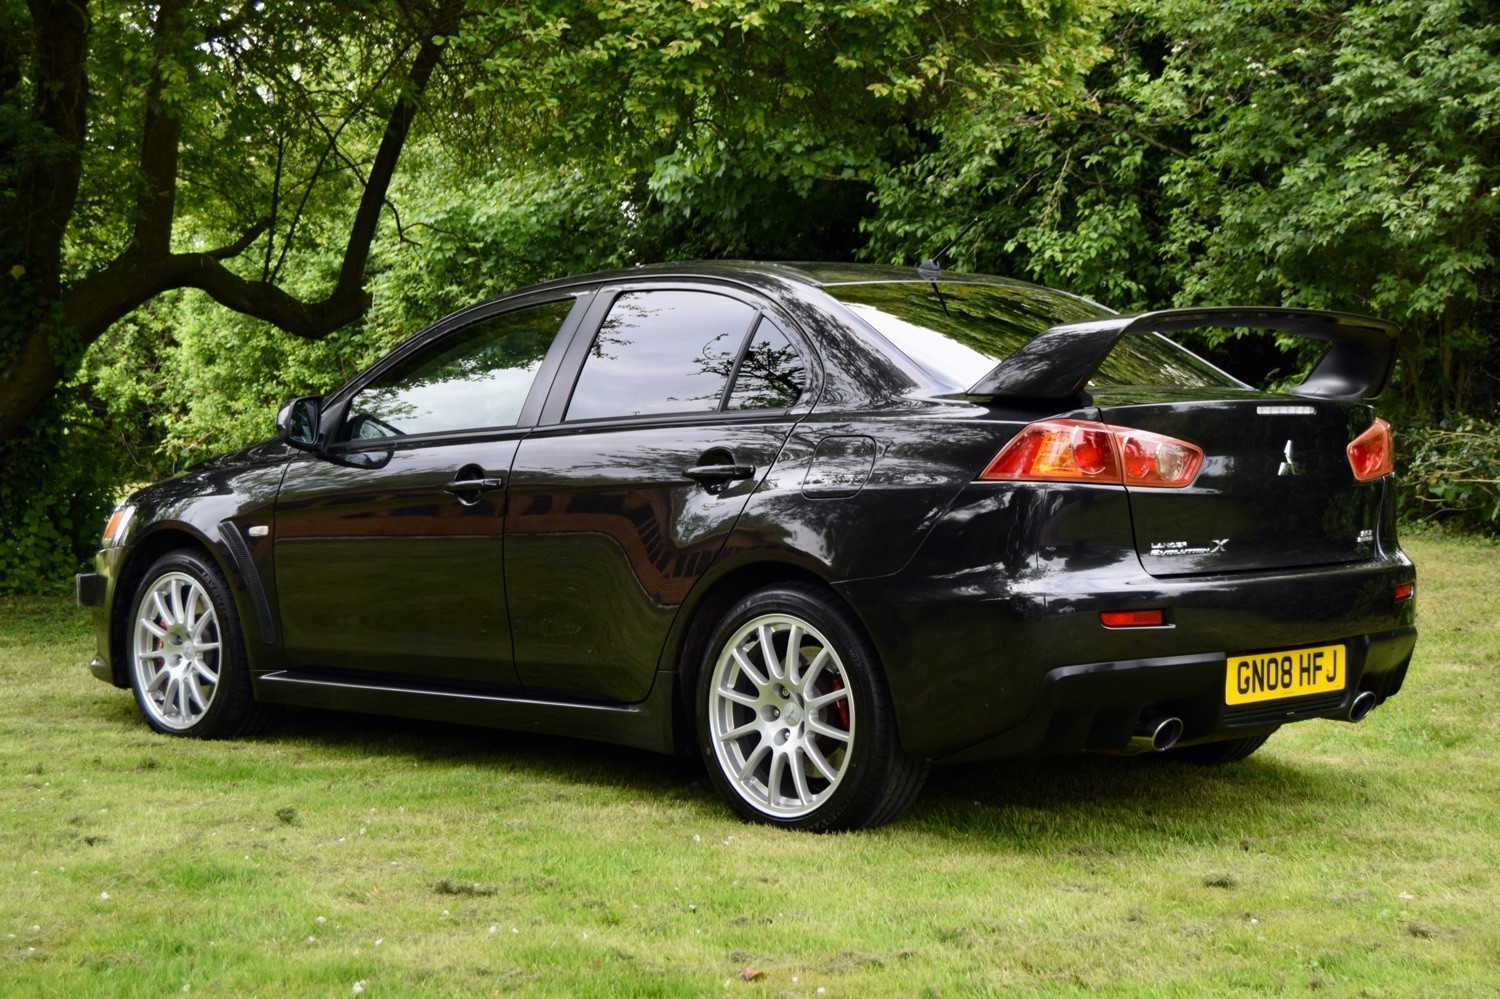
[1099,609,1166,628]
[103,507,126,544]
[1347,418,1394,481]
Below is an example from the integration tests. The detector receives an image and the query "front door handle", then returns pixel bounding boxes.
[442,476,505,494]
[684,464,755,484]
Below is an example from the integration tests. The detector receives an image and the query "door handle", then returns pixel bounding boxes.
[684,464,755,484]
[442,476,505,494]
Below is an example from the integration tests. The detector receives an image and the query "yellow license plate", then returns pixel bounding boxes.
[1225,644,1346,705]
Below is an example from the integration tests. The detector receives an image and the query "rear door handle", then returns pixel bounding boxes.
[683,464,755,484]
[442,476,505,494]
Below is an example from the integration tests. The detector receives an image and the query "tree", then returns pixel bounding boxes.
[0,0,1102,587]
[863,0,1500,420]
[2,0,1099,441]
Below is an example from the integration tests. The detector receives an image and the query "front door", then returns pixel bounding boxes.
[273,297,580,687]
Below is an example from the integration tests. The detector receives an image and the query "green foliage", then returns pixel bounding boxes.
[0,392,115,594]
[1398,418,1500,535]
[864,0,1500,419]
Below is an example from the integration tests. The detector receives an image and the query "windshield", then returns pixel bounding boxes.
[830,282,1242,391]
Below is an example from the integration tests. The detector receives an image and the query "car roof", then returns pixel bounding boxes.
[510,260,1101,301]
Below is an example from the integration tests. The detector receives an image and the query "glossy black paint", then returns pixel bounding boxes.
[82,262,1417,764]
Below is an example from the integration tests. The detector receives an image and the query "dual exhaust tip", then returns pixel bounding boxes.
[1125,691,1377,754]
[1126,716,1185,754]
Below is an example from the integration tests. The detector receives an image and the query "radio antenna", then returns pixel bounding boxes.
[917,216,982,281]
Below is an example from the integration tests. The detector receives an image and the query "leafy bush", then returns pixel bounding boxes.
[1398,418,1500,535]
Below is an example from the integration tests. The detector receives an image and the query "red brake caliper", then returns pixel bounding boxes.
[829,674,850,730]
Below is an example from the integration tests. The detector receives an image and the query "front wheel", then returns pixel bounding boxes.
[697,584,928,831]
[127,549,273,738]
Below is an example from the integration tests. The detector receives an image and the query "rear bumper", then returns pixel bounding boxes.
[838,525,1417,759]
[937,624,1415,763]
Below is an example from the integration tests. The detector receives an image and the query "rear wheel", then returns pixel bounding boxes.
[1166,731,1274,765]
[697,584,928,831]
[127,549,274,738]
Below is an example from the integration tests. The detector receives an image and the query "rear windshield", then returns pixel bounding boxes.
[830,282,1241,390]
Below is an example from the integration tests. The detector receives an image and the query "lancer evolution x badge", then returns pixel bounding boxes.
[1277,440,1300,477]
[1149,539,1229,557]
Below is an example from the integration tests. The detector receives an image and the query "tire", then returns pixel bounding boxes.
[1166,731,1275,765]
[126,549,275,738]
[696,583,928,831]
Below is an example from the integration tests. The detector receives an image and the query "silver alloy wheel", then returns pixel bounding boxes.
[707,613,855,818]
[131,571,222,731]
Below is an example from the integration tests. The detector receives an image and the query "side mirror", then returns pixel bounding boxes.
[275,396,323,452]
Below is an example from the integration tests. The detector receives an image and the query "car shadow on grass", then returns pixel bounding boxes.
[93,697,1369,850]
[908,750,1374,851]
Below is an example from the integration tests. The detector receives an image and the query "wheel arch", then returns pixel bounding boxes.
[109,525,246,687]
[665,557,896,755]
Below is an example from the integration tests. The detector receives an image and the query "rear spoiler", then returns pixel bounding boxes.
[968,307,1400,403]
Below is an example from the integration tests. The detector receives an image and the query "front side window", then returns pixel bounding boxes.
[344,299,574,439]
[566,290,759,421]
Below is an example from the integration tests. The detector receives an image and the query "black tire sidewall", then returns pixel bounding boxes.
[695,586,886,831]
[127,550,248,738]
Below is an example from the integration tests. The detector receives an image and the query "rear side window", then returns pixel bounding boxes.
[344,298,572,439]
[726,317,805,411]
[832,282,1239,390]
[566,290,805,421]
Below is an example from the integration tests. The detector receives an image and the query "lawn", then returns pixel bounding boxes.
[1,536,1495,997]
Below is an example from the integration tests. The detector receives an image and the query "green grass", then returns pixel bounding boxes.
[1,536,1496,997]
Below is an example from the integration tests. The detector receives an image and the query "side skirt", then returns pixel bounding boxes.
[252,669,679,755]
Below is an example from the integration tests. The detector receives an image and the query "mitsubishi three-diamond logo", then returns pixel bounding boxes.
[1277,440,1300,477]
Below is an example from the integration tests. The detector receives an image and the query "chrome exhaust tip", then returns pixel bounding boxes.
[1126,716,1184,754]
[1343,690,1377,723]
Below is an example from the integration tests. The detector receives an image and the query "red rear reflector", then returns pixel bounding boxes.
[1099,609,1165,628]
[1394,582,1414,602]
[982,420,1202,488]
[1347,418,1394,481]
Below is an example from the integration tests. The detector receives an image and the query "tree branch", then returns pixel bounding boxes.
[209,218,273,261]
[133,0,186,255]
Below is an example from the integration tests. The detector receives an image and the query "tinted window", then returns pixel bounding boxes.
[566,291,757,421]
[726,316,805,411]
[345,299,572,439]
[832,282,1239,390]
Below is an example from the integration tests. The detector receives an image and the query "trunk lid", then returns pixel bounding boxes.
[1093,388,1383,576]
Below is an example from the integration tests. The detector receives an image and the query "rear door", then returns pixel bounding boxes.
[273,295,583,687]
[506,284,814,702]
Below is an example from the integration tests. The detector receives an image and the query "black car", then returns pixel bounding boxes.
[77,262,1417,830]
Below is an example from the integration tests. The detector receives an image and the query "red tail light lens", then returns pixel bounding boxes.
[982,420,1202,488]
[1394,582,1414,602]
[980,420,1120,483]
[1117,429,1205,487]
[1347,418,1394,481]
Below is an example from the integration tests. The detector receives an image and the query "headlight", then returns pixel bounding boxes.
[102,504,136,548]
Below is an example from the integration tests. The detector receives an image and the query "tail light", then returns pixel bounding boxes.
[1347,418,1394,481]
[981,419,1203,488]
